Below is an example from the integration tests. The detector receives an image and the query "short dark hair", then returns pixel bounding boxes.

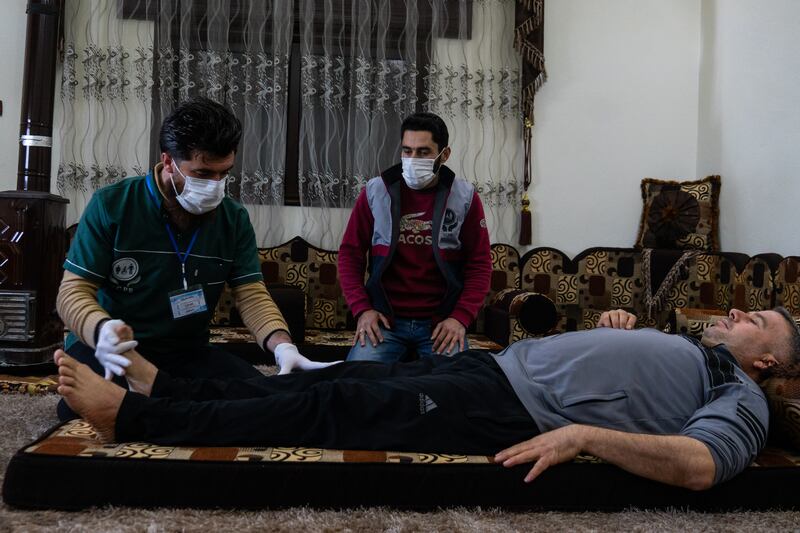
[401,112,449,151]
[159,98,242,161]
[774,306,800,366]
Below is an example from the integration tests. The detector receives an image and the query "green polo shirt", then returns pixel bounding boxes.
[64,173,263,357]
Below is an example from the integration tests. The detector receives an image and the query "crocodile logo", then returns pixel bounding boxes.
[399,211,431,234]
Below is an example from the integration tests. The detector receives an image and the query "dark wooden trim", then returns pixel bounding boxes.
[283,45,302,207]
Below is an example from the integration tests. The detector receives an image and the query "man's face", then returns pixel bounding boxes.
[401,130,449,162]
[701,309,790,376]
[162,150,235,194]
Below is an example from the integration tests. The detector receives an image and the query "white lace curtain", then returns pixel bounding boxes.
[56,0,528,248]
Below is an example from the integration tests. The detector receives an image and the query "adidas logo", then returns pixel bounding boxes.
[418,393,438,414]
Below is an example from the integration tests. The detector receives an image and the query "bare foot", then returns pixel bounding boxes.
[113,324,158,396]
[54,349,124,443]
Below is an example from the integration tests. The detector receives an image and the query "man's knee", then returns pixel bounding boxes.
[346,341,410,363]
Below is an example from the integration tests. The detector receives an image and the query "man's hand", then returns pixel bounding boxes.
[496,425,717,490]
[274,343,340,375]
[597,309,637,330]
[494,425,587,483]
[431,317,466,355]
[354,309,391,347]
[95,319,138,379]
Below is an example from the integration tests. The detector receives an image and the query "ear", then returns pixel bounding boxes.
[161,152,175,175]
[439,146,451,164]
[753,353,779,370]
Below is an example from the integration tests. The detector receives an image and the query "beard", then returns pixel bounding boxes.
[162,194,216,233]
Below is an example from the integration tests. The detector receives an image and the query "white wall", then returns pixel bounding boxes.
[531,0,701,255]
[0,1,797,256]
[697,0,800,257]
[0,1,30,189]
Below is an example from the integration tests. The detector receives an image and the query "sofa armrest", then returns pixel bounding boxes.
[484,289,558,347]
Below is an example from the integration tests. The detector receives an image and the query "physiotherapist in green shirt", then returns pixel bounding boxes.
[56,98,335,420]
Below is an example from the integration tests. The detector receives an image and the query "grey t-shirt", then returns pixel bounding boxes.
[492,328,768,485]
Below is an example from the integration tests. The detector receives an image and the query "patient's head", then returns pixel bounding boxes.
[701,307,800,383]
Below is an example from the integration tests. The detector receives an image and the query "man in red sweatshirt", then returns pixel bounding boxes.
[338,112,492,362]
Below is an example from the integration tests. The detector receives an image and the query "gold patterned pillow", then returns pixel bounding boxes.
[635,175,721,251]
[763,377,800,451]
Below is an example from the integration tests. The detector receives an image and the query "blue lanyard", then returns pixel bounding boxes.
[146,175,200,290]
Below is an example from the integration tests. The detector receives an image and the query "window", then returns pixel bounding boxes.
[121,0,471,206]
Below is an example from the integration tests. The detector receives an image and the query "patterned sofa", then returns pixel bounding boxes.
[210,236,800,355]
[483,245,800,345]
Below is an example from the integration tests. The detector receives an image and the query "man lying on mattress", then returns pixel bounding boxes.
[54,307,800,490]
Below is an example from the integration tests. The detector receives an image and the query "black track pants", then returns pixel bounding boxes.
[57,341,261,421]
[116,351,539,455]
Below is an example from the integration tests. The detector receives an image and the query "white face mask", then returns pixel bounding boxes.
[169,165,227,215]
[401,147,447,190]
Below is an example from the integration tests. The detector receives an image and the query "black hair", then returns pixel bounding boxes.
[400,112,449,151]
[159,97,242,161]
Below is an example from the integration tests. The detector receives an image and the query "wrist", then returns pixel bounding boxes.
[448,310,471,329]
[576,425,603,453]
[94,318,110,346]
[264,329,292,353]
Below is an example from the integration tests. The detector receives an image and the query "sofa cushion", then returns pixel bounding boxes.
[648,253,774,329]
[520,248,645,332]
[212,237,352,331]
[635,175,721,251]
[774,256,800,315]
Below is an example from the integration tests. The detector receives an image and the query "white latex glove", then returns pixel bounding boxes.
[95,319,138,380]
[274,343,341,375]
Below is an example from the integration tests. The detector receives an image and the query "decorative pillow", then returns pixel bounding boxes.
[763,376,800,451]
[635,175,721,251]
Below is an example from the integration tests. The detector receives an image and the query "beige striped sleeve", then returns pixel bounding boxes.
[231,281,291,351]
[55,270,111,349]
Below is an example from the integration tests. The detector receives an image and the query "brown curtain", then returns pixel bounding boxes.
[514,0,546,245]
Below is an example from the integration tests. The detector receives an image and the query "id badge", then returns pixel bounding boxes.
[168,284,208,319]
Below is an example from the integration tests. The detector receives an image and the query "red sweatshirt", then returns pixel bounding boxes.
[338,178,492,327]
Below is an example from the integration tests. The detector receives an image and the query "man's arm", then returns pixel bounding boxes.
[56,270,111,349]
[233,281,340,373]
[338,190,374,318]
[338,190,391,347]
[495,424,716,490]
[230,281,291,352]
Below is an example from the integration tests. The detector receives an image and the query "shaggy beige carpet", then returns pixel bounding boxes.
[1,378,800,532]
